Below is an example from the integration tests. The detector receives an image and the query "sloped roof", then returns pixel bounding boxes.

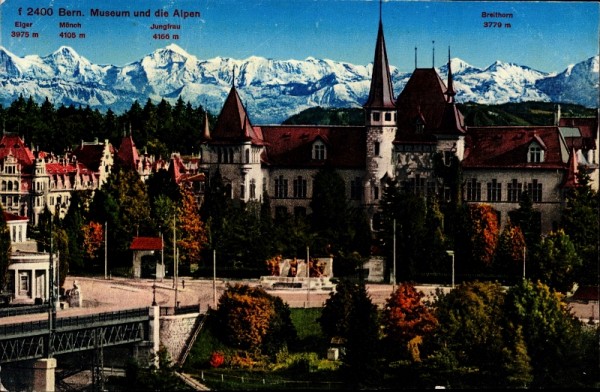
[363,21,395,109]
[0,133,35,167]
[561,147,579,189]
[258,125,365,168]
[462,126,568,169]
[117,135,140,170]
[130,237,163,251]
[213,86,264,145]
[395,68,465,138]
[73,142,114,171]
[559,116,598,150]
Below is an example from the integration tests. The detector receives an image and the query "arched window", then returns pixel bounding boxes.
[245,149,250,164]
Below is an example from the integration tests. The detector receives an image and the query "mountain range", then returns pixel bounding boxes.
[0,44,597,124]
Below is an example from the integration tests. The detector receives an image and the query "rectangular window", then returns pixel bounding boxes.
[466,179,482,201]
[19,273,29,295]
[384,112,392,121]
[293,176,307,198]
[487,179,502,202]
[507,179,522,202]
[527,179,543,202]
[314,144,326,160]
[372,112,380,122]
[374,142,380,156]
[275,176,288,198]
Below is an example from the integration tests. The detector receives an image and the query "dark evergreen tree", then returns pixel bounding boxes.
[0,204,11,292]
[341,282,381,389]
[560,171,599,286]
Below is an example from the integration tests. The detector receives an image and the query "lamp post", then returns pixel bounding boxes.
[446,250,455,289]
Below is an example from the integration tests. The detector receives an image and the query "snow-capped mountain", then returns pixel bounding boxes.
[0,44,597,124]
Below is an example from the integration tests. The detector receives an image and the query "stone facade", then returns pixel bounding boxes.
[159,312,201,365]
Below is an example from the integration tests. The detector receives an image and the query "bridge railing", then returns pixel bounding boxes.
[160,304,201,316]
[0,307,150,338]
[0,319,48,337]
[0,304,47,318]
[56,307,149,329]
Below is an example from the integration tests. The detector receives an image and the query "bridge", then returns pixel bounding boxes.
[0,304,205,391]
[0,307,149,364]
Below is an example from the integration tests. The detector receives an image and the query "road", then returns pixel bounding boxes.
[0,276,596,325]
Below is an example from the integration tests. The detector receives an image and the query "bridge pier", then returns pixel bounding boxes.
[149,305,160,369]
[33,358,56,392]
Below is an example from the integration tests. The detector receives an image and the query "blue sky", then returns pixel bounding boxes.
[1,0,598,73]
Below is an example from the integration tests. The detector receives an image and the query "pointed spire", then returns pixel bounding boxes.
[445,46,456,103]
[414,47,418,69]
[232,66,236,88]
[364,4,395,110]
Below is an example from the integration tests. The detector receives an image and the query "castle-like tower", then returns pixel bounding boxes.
[363,10,397,213]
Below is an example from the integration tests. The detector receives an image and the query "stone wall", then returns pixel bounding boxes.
[159,313,200,365]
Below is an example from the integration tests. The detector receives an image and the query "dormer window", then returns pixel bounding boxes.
[313,141,326,160]
[528,144,544,163]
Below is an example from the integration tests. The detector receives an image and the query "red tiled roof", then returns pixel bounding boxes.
[117,135,140,170]
[3,211,28,222]
[572,286,600,302]
[258,125,365,168]
[130,237,163,251]
[72,142,114,171]
[395,68,465,138]
[0,134,35,167]
[46,162,77,174]
[462,126,568,169]
[213,86,264,145]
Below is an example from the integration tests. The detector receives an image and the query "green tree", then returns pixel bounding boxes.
[310,165,351,256]
[378,177,428,281]
[535,230,582,292]
[0,204,11,292]
[494,221,526,281]
[560,171,599,286]
[431,281,532,388]
[342,282,381,389]
[90,167,151,268]
[317,279,362,340]
[505,280,595,388]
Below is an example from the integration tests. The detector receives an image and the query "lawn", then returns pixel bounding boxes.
[181,307,345,390]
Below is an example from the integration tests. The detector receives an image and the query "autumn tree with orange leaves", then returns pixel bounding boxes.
[381,283,438,362]
[177,183,207,270]
[494,221,526,279]
[82,221,104,262]
[455,204,500,275]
